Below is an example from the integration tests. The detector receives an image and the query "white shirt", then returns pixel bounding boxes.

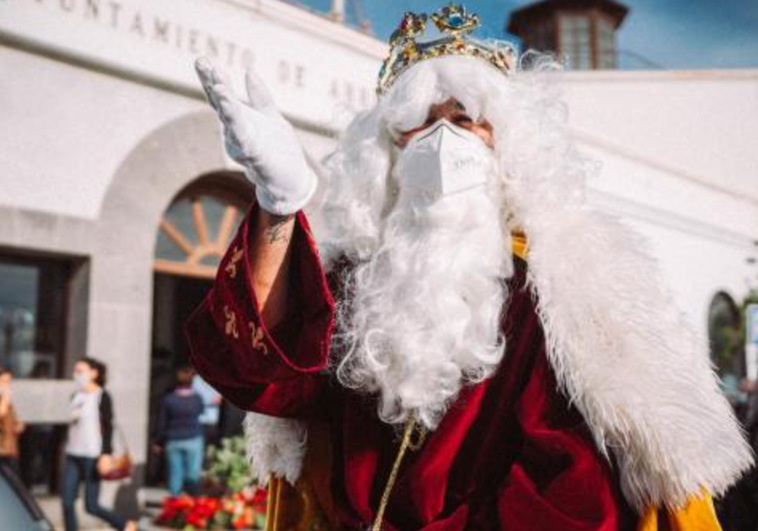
[192,375,220,425]
[65,390,103,458]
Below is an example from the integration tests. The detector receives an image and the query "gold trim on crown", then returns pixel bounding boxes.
[377,3,517,96]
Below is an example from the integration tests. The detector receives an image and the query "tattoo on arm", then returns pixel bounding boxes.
[265,214,295,244]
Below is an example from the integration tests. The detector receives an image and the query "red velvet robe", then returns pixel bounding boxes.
[186,204,638,530]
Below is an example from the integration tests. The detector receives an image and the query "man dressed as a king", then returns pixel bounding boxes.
[186,4,752,530]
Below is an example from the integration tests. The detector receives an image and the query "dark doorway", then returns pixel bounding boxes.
[148,174,252,486]
[147,273,211,485]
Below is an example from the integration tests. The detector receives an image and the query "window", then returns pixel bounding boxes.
[155,192,246,279]
[0,254,72,379]
[524,19,550,52]
[596,17,616,69]
[559,15,591,70]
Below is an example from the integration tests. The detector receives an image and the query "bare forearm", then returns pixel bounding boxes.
[249,208,296,327]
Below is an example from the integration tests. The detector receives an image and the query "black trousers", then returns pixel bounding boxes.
[61,455,126,531]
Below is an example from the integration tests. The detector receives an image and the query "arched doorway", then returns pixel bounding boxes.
[148,173,252,484]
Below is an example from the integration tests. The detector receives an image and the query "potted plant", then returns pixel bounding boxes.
[153,437,267,530]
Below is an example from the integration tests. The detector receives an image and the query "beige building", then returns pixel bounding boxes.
[0,0,384,502]
[0,0,756,514]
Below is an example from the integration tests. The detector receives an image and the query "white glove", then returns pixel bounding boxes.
[195,57,317,216]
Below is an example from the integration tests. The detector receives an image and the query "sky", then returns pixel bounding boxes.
[289,0,758,70]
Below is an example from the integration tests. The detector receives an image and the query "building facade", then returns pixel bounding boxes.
[0,0,384,496]
[0,0,756,500]
[507,0,629,70]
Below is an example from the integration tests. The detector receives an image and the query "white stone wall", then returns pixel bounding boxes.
[560,70,758,336]
[0,44,204,219]
[0,1,380,477]
[0,0,383,132]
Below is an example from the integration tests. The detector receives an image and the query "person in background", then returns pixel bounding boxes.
[154,364,204,496]
[0,365,25,477]
[191,373,221,447]
[62,357,136,531]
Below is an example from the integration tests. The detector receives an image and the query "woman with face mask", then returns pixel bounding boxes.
[61,357,136,531]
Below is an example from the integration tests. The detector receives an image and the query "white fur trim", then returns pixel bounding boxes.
[524,207,754,511]
[243,412,307,485]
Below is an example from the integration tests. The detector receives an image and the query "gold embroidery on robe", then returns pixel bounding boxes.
[225,246,245,279]
[249,321,269,355]
[511,232,528,260]
[223,305,240,339]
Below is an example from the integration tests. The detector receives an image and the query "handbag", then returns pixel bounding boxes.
[99,425,133,481]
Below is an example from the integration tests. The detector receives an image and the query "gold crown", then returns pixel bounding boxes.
[376,3,517,96]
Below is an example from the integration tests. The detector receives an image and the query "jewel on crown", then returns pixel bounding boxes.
[376,3,517,96]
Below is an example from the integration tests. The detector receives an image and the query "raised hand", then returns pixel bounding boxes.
[195,57,317,216]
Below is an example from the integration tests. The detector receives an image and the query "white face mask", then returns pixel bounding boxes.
[393,118,494,199]
[74,372,92,389]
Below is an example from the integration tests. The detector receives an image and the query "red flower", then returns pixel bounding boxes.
[186,511,208,529]
[251,487,268,507]
[155,492,267,529]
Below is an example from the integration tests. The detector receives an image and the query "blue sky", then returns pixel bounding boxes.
[290,0,758,70]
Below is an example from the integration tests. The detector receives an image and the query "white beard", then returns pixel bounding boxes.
[335,184,513,429]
